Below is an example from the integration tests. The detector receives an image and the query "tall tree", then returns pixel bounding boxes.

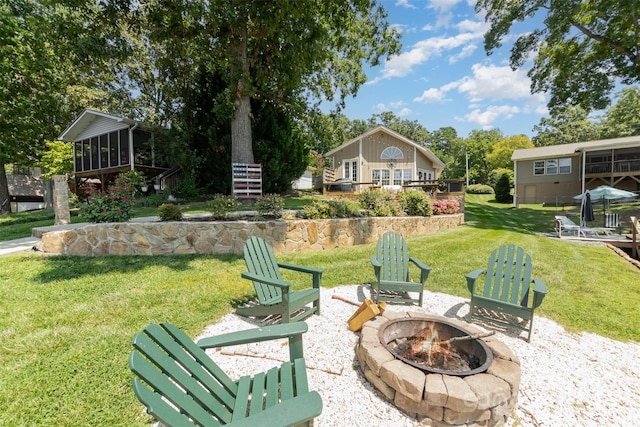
[463,129,503,185]
[367,111,431,146]
[141,0,401,166]
[486,134,533,171]
[601,87,640,138]
[477,0,640,114]
[0,1,131,213]
[532,106,601,146]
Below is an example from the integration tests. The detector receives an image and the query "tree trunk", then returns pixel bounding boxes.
[0,158,11,214]
[230,23,254,165]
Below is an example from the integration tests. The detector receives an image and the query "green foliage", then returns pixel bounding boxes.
[532,106,602,146]
[256,194,284,218]
[488,168,514,189]
[135,193,166,208]
[252,100,309,193]
[207,194,238,220]
[114,170,146,197]
[358,188,402,217]
[302,198,361,219]
[78,186,136,223]
[397,189,432,216]
[172,174,200,199]
[466,184,495,194]
[37,140,73,179]
[157,203,183,221]
[477,0,640,113]
[494,173,513,204]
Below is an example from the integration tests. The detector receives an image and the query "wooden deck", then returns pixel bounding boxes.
[556,216,640,260]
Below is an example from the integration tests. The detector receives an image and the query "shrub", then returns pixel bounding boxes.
[432,199,461,215]
[207,194,238,220]
[397,190,432,216]
[114,170,146,197]
[256,193,284,218]
[466,184,494,194]
[78,186,136,223]
[135,193,166,208]
[158,203,183,221]
[358,188,402,217]
[303,198,361,219]
[494,173,513,203]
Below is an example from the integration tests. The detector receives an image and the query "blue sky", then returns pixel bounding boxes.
[334,0,549,138]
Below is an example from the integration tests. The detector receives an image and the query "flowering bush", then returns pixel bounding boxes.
[79,186,136,223]
[431,199,460,215]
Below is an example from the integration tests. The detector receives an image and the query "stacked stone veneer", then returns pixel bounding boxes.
[356,311,520,427]
[41,214,463,256]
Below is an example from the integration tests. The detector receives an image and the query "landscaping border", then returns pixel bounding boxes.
[41,214,464,256]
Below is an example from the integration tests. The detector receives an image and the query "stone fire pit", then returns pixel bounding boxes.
[356,311,521,426]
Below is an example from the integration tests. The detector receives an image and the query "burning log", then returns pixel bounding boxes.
[399,328,495,372]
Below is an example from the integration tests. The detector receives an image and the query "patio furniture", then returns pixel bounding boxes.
[466,244,548,342]
[238,236,322,323]
[129,322,322,427]
[554,215,614,237]
[370,231,432,306]
[554,215,581,236]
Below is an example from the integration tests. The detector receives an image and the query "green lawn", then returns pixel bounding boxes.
[0,194,639,425]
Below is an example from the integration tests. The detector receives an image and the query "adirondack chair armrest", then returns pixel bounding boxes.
[277,262,324,289]
[197,322,308,360]
[409,257,432,282]
[241,271,291,290]
[465,268,486,293]
[228,391,323,427]
[532,278,548,309]
[370,255,382,277]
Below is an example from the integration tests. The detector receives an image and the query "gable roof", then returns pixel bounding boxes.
[512,135,640,161]
[58,109,139,142]
[325,126,445,169]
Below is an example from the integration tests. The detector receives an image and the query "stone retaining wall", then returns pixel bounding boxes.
[41,214,464,256]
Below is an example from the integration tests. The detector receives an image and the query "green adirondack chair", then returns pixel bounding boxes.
[129,322,323,427]
[466,244,548,342]
[370,231,432,306]
[238,236,322,323]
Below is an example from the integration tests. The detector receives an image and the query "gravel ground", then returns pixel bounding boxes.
[199,285,640,427]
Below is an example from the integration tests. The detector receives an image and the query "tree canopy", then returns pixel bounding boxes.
[477,0,640,114]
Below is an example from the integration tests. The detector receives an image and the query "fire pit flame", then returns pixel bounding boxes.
[379,318,493,376]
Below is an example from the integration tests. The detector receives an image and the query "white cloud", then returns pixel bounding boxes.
[397,108,412,117]
[449,43,477,63]
[428,0,462,12]
[463,105,521,128]
[395,0,417,9]
[389,100,407,109]
[369,31,481,84]
[414,88,448,103]
[457,63,533,101]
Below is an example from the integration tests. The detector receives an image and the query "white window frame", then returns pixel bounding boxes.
[533,160,545,175]
[558,158,571,174]
[371,169,390,186]
[343,158,358,181]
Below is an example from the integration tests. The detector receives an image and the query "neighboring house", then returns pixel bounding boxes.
[292,167,313,190]
[6,165,45,212]
[512,135,640,205]
[58,109,174,189]
[323,126,445,192]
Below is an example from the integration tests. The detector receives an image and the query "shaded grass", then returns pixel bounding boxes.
[0,194,639,425]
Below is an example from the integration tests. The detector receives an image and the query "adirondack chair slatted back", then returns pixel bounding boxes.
[482,245,532,307]
[244,236,284,303]
[130,323,238,426]
[377,231,410,282]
